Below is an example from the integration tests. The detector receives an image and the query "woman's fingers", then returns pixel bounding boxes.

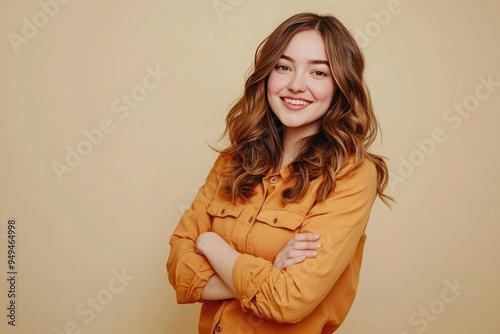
[280,250,316,268]
[286,249,318,259]
[286,233,321,250]
[274,233,322,269]
[282,256,306,268]
[289,241,322,250]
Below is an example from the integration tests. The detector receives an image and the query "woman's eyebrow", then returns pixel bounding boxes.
[280,54,329,65]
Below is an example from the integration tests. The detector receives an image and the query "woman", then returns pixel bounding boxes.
[167,12,392,333]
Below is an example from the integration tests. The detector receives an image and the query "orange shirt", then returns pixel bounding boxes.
[167,154,378,333]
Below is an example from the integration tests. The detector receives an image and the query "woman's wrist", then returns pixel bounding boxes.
[196,231,216,255]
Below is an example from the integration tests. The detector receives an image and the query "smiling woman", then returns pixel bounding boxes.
[167,12,392,334]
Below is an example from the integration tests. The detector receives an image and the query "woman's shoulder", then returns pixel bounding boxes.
[208,153,238,185]
[309,157,378,214]
[212,152,234,171]
[336,156,377,181]
[327,156,378,198]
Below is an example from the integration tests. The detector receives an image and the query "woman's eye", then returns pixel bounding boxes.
[313,70,328,77]
[275,65,290,71]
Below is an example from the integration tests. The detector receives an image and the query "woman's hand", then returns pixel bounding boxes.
[273,233,322,270]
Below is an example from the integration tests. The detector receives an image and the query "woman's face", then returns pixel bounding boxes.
[267,29,335,137]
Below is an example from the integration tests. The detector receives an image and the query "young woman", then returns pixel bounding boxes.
[167,12,392,334]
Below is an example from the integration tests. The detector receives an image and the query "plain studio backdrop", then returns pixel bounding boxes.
[0,1,499,333]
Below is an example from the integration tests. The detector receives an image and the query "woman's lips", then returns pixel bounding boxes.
[281,97,312,110]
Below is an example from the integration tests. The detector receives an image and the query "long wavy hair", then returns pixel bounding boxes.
[219,12,393,206]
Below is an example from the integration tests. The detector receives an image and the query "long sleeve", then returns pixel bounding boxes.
[166,156,221,304]
[232,159,378,323]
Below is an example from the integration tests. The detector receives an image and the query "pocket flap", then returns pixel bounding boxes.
[256,209,305,230]
[208,201,245,218]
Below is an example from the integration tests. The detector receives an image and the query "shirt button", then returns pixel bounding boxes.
[215,323,223,332]
[248,216,254,223]
[269,176,278,184]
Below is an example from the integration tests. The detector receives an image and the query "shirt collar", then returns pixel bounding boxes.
[265,164,292,180]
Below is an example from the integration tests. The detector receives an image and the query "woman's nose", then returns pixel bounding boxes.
[287,73,306,92]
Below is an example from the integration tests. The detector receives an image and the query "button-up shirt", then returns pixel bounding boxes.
[167,154,378,333]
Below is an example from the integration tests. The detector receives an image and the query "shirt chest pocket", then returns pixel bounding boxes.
[207,201,245,240]
[256,209,305,230]
[249,209,306,260]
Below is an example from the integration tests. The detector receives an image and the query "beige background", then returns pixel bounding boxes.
[0,0,499,333]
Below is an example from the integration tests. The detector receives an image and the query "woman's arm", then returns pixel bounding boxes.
[196,232,239,293]
[200,274,235,300]
[166,157,222,304]
[198,232,321,300]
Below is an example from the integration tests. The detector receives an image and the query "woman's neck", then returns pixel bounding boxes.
[280,128,313,169]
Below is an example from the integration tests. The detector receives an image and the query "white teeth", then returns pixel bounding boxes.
[283,98,311,106]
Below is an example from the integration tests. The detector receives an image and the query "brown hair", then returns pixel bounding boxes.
[219,12,393,205]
